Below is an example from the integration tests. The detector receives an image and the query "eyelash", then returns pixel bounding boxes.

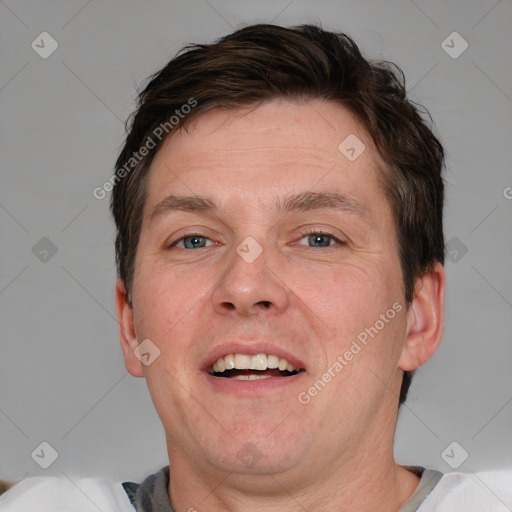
[168,229,346,249]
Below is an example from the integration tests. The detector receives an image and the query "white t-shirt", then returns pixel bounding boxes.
[1,466,511,511]
[0,475,134,511]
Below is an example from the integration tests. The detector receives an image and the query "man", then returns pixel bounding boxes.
[2,23,510,512]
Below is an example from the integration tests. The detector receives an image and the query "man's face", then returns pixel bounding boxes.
[120,99,412,478]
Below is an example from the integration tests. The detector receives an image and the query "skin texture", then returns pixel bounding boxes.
[116,98,445,512]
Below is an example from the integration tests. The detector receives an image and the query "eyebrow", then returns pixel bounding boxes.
[150,191,370,224]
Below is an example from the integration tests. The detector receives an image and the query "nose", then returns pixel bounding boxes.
[210,238,290,317]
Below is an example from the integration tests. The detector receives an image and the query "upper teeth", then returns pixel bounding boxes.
[211,354,298,373]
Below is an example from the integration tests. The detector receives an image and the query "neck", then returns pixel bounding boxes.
[166,425,421,512]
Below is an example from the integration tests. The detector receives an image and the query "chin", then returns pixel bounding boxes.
[204,422,307,475]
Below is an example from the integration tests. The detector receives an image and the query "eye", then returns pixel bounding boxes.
[295,230,345,248]
[169,234,216,249]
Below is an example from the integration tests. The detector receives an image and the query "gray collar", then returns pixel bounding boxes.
[122,466,174,512]
[399,466,444,512]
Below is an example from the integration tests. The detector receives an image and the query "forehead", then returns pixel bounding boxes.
[143,98,389,217]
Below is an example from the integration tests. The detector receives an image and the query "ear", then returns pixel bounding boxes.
[115,279,144,378]
[398,262,445,371]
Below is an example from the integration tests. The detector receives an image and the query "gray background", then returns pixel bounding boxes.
[1,0,511,484]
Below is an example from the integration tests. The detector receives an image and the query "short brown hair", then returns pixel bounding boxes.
[111,23,445,405]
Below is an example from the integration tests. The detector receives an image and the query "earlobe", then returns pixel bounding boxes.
[115,279,144,378]
[398,262,445,371]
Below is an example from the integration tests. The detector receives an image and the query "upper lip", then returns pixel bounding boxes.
[201,342,307,372]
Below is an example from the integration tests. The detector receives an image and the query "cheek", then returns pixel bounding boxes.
[288,261,400,331]
[289,261,406,376]
[131,264,212,363]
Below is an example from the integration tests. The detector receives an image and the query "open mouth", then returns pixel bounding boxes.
[208,353,305,380]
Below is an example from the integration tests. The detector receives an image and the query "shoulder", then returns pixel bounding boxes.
[0,474,135,512]
[421,468,512,511]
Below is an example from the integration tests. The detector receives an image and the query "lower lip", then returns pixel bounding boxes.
[203,371,306,396]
